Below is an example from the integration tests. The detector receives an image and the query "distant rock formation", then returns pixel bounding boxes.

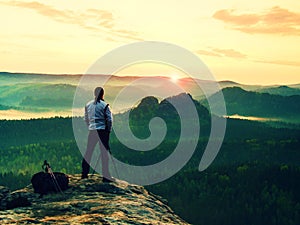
[0,174,189,224]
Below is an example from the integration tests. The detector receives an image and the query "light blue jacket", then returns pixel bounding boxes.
[84,100,113,131]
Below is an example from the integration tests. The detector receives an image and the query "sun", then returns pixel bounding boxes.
[171,75,179,83]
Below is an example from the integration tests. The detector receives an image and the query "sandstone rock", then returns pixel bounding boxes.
[0,175,189,224]
[0,186,10,210]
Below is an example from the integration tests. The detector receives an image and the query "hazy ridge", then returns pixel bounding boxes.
[1,72,299,124]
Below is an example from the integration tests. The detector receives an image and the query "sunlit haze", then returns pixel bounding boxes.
[1,0,300,85]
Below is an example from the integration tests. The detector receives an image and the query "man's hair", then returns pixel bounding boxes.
[94,87,104,103]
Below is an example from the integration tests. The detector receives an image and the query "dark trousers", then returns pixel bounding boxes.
[82,129,111,178]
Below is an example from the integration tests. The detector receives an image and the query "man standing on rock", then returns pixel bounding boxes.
[81,87,114,182]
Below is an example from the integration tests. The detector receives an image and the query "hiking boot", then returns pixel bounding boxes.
[81,174,88,179]
[102,177,115,183]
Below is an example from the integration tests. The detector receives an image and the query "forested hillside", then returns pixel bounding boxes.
[258,85,300,96]
[205,87,300,122]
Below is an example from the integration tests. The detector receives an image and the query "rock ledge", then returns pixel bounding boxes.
[0,174,189,224]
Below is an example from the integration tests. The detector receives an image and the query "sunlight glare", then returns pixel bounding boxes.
[171,75,179,83]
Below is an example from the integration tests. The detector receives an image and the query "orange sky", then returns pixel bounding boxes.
[1,0,300,85]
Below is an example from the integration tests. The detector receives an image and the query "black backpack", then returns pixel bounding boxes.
[31,161,69,195]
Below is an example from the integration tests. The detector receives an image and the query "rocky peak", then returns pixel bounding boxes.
[0,174,189,224]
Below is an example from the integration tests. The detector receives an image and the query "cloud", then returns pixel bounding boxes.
[196,48,247,58]
[0,50,12,54]
[213,9,259,26]
[196,49,221,57]
[212,48,247,58]
[0,1,142,41]
[213,6,300,35]
[255,59,300,67]
[197,47,300,67]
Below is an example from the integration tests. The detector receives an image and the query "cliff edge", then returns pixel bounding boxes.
[0,174,189,224]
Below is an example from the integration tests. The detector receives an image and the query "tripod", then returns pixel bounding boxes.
[42,160,64,195]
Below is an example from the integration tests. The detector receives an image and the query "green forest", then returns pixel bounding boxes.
[0,94,299,225]
[205,87,300,121]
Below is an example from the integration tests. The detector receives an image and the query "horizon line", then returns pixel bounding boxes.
[0,71,299,86]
